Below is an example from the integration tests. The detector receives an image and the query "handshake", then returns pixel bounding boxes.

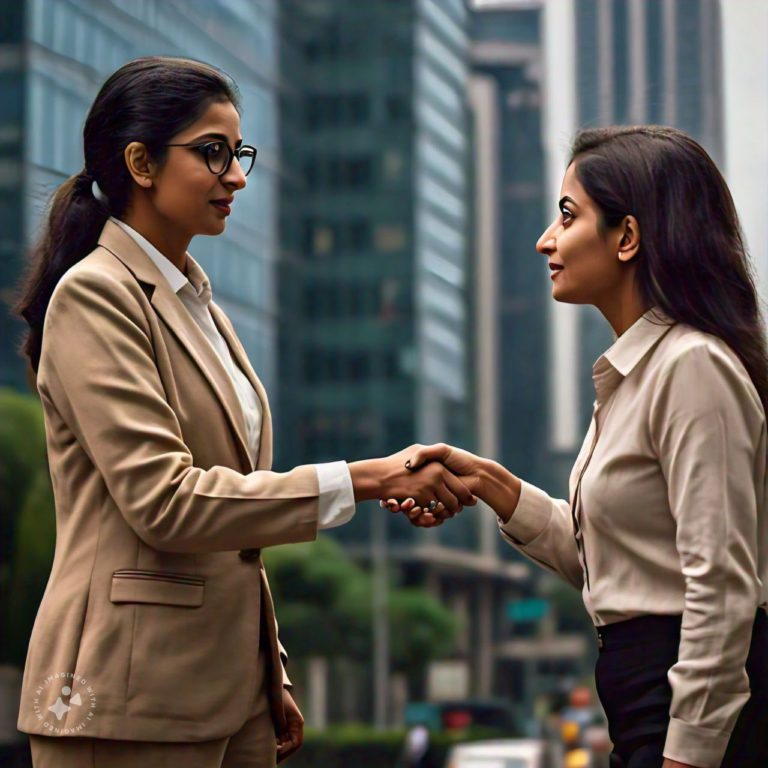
[348,444,521,527]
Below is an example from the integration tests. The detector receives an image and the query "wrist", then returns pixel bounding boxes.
[481,461,521,523]
[348,459,384,502]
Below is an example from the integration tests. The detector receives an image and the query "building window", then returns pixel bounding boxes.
[386,94,411,122]
[305,93,370,130]
[374,225,406,253]
[383,150,404,182]
[305,155,373,191]
[304,218,372,257]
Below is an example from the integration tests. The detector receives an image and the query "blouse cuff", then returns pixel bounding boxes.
[314,461,356,530]
[664,717,731,768]
[497,480,554,545]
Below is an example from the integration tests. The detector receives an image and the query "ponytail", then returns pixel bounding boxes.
[14,169,109,372]
[12,56,239,375]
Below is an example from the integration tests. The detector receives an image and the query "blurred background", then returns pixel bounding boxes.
[0,1,766,766]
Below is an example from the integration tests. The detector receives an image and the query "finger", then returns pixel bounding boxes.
[276,729,301,761]
[407,508,442,527]
[407,507,437,526]
[432,501,457,521]
[382,498,402,513]
[442,471,477,507]
[406,442,451,471]
[432,482,461,514]
[416,511,443,527]
[406,504,424,521]
[401,498,416,511]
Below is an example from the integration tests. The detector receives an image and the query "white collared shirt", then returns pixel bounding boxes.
[109,216,355,529]
[499,307,767,767]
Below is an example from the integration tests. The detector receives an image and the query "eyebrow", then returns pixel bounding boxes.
[559,195,578,209]
[188,132,243,147]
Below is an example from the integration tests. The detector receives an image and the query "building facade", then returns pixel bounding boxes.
[0,0,281,396]
[277,0,528,721]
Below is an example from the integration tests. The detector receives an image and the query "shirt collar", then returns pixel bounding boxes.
[592,307,675,402]
[109,216,212,305]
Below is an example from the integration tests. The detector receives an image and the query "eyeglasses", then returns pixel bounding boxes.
[164,140,257,176]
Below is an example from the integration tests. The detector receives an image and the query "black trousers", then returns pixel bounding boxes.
[594,609,768,768]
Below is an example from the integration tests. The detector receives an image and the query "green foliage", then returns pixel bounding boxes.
[263,538,460,672]
[286,725,509,768]
[0,388,47,559]
[0,388,55,666]
[6,465,56,665]
[389,588,458,675]
[264,538,373,658]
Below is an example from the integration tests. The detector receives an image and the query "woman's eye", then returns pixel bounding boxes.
[204,143,223,157]
[561,208,573,224]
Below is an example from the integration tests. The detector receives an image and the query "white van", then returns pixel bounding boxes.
[444,738,552,768]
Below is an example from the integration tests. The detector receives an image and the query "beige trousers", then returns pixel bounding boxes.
[28,648,276,768]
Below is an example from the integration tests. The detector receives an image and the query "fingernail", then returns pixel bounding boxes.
[405,459,412,469]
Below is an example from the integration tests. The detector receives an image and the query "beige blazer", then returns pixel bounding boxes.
[16,220,320,742]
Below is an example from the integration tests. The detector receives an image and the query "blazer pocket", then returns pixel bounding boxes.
[110,569,205,608]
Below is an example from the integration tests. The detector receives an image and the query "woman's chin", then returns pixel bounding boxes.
[199,219,227,236]
[551,285,581,304]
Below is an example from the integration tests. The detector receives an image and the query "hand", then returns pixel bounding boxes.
[380,443,488,526]
[349,445,478,515]
[381,443,521,525]
[276,688,304,763]
[407,443,486,479]
[381,496,446,527]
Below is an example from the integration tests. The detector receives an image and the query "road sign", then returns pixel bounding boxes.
[506,598,549,623]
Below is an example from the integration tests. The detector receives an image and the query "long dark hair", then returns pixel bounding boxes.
[13,56,240,374]
[571,125,768,416]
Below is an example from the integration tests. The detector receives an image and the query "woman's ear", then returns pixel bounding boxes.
[124,141,155,189]
[617,214,640,263]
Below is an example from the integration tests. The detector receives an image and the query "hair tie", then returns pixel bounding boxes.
[91,180,109,205]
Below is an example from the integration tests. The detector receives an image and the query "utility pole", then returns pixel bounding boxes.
[372,503,389,729]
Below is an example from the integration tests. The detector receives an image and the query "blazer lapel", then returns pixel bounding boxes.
[208,302,273,471]
[97,220,254,474]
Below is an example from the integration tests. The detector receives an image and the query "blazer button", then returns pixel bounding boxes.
[239,548,261,561]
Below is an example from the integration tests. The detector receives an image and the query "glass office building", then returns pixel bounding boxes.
[277,0,475,541]
[278,0,527,707]
[1,0,281,396]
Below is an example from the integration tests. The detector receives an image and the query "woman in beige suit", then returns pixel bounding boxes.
[12,57,474,768]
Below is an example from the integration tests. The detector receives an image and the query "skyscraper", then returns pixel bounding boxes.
[0,0,281,396]
[278,0,527,713]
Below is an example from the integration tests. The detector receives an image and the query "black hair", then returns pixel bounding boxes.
[571,125,768,416]
[13,56,240,372]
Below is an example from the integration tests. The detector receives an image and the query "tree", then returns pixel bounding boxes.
[263,538,459,672]
[0,389,56,667]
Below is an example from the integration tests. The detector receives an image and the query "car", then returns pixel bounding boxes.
[444,738,552,768]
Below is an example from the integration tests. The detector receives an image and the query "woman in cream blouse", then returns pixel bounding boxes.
[390,126,768,768]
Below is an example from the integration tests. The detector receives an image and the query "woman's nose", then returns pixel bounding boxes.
[223,158,247,190]
[536,221,557,255]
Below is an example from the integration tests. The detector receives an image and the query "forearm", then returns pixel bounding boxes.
[474,459,522,523]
